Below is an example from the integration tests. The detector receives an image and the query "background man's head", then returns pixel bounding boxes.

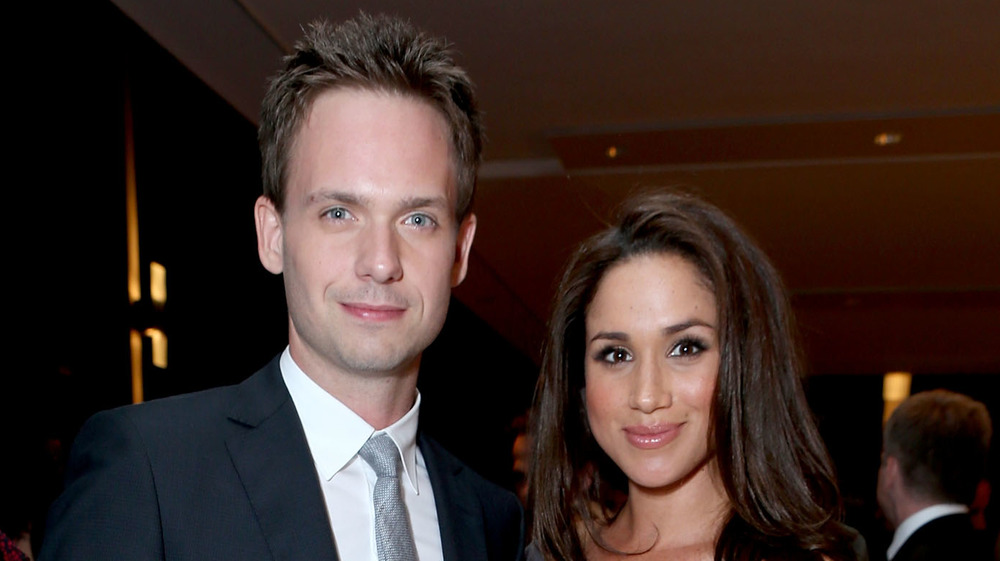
[258,13,483,220]
[878,389,992,526]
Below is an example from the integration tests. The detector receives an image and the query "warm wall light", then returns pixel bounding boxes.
[125,85,141,304]
[606,145,619,159]
[874,132,902,146]
[130,329,144,404]
[150,262,167,307]
[882,371,912,423]
[144,328,168,369]
[883,371,911,401]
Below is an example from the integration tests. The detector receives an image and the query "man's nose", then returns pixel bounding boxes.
[355,222,403,283]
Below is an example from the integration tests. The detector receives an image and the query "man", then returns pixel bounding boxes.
[40,14,524,561]
[876,389,993,561]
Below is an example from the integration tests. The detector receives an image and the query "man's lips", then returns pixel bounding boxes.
[340,302,406,321]
[623,423,683,449]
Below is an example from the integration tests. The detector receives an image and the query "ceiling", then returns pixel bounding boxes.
[109,0,1000,375]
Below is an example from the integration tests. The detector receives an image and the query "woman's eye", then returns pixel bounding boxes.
[404,213,437,228]
[597,346,632,364]
[668,338,706,358]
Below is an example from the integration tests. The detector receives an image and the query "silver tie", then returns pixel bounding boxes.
[358,433,418,561]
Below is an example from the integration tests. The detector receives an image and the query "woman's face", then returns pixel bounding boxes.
[584,253,720,491]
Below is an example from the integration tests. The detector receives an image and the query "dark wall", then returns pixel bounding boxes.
[419,297,538,487]
[9,2,131,552]
[10,0,288,430]
[127,13,288,397]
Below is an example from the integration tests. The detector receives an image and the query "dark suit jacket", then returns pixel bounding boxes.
[891,512,991,561]
[39,356,524,560]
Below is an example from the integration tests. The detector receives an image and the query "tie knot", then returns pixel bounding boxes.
[359,433,400,478]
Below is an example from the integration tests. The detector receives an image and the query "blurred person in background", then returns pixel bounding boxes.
[876,389,993,561]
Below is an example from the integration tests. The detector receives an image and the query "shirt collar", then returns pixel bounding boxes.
[279,347,423,493]
[887,503,968,560]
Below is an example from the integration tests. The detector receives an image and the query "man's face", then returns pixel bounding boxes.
[256,88,476,381]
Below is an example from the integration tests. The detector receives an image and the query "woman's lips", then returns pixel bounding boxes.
[341,302,406,321]
[623,423,683,449]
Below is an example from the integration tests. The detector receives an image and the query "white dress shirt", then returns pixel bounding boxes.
[886,503,969,560]
[280,348,443,561]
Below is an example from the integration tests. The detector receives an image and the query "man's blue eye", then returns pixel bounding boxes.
[325,207,351,220]
[405,213,436,227]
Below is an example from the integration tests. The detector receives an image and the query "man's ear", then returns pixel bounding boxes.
[255,195,284,274]
[883,454,901,489]
[450,213,477,287]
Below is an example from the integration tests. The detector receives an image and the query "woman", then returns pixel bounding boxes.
[528,191,862,560]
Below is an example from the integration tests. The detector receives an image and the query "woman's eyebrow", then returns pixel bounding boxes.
[588,331,629,344]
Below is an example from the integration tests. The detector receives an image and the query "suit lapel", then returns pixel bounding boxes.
[225,358,340,561]
[421,434,488,561]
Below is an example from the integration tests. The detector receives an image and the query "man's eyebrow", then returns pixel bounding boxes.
[399,195,450,211]
[307,190,363,206]
[303,192,449,212]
